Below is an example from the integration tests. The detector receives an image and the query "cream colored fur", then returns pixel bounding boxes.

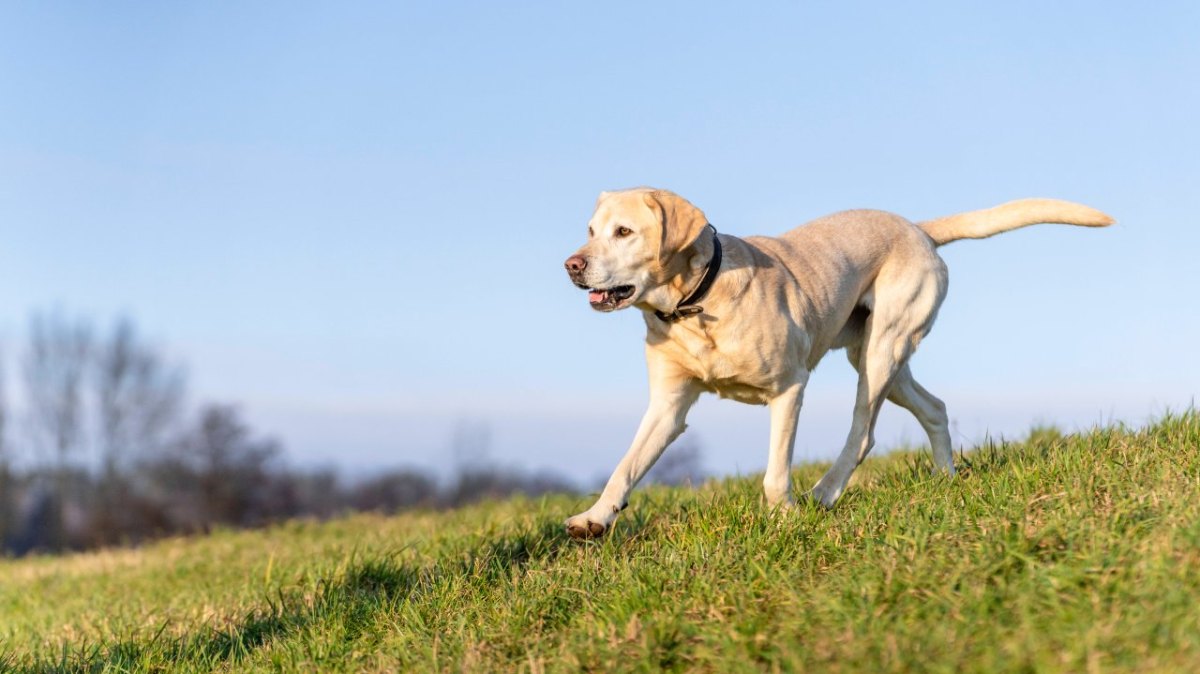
[563,188,1113,539]
[920,198,1113,245]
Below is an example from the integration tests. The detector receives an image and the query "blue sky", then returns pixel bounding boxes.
[1,2,1197,482]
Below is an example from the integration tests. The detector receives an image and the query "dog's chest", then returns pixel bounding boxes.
[657,324,778,404]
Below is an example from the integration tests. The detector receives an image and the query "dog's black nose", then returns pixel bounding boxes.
[564,255,587,274]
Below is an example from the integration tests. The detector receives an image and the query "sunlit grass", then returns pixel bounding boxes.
[2,412,1199,672]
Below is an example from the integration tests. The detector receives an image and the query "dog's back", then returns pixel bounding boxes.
[742,210,943,361]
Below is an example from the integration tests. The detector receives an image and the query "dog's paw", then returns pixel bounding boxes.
[934,463,957,477]
[565,513,609,540]
[766,496,796,513]
[807,483,843,510]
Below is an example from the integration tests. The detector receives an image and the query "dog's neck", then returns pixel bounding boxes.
[639,231,721,320]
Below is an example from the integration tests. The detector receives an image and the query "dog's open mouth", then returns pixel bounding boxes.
[587,285,636,311]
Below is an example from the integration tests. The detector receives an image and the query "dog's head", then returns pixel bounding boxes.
[564,188,710,312]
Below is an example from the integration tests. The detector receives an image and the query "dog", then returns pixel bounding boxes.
[563,188,1112,539]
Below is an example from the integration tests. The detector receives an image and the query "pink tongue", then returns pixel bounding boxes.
[589,290,605,303]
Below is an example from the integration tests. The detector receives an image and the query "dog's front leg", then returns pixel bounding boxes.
[565,377,701,539]
[762,374,808,508]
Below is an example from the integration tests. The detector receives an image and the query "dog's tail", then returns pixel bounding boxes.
[919,198,1114,246]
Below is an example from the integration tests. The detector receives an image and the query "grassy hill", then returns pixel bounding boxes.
[3,412,1199,673]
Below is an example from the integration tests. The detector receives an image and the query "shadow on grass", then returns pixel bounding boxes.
[11,518,573,673]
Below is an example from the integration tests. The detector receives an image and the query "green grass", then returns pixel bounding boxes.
[3,412,1200,673]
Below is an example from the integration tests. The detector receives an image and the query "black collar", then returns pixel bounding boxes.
[655,226,722,323]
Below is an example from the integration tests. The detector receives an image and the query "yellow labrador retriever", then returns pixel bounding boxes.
[563,188,1112,539]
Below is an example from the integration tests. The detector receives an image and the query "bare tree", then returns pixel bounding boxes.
[156,404,282,530]
[89,317,185,542]
[22,311,92,548]
[94,317,185,473]
[23,312,92,464]
[0,309,594,555]
[350,469,438,513]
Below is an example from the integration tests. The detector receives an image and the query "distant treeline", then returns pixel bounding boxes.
[0,311,704,557]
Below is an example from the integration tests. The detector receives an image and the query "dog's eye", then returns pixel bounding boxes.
[615,226,633,238]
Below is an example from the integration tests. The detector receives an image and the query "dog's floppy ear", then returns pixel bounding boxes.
[643,190,709,264]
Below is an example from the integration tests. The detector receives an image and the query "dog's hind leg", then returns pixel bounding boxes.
[846,345,954,474]
[813,265,946,507]
[887,365,954,474]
